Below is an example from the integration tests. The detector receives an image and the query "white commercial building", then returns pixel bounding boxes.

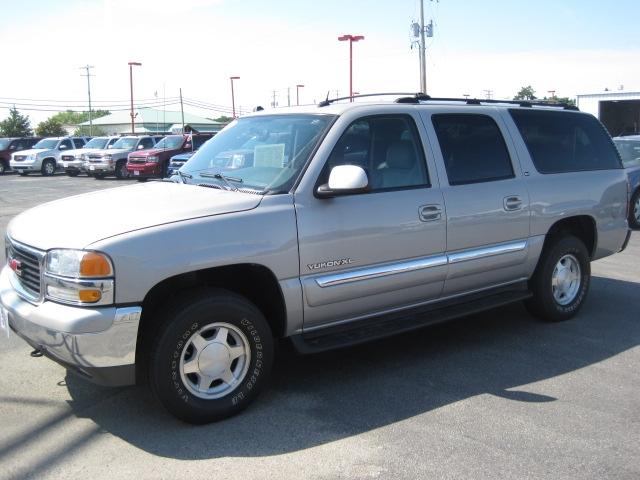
[577,91,640,137]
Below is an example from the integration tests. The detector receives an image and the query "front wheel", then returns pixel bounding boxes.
[525,235,590,322]
[41,159,56,176]
[629,189,640,229]
[115,161,129,179]
[148,289,274,424]
[0,161,6,175]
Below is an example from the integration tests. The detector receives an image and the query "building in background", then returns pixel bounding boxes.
[77,108,226,135]
[577,91,640,137]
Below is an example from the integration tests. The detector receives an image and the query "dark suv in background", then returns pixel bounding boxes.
[0,137,42,174]
[127,133,213,180]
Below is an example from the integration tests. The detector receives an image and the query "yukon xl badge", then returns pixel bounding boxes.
[307,258,354,270]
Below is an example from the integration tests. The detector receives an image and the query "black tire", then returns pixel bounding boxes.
[115,161,129,180]
[0,161,6,175]
[629,188,640,229]
[137,177,148,182]
[41,159,56,176]
[94,173,105,179]
[524,235,590,322]
[148,289,274,424]
[66,171,80,177]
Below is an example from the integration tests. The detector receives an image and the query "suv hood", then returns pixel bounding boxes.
[13,148,50,156]
[8,182,263,250]
[96,147,132,155]
[130,147,178,157]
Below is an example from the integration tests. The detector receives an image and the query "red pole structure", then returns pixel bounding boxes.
[338,35,364,102]
[128,62,141,134]
[230,76,240,118]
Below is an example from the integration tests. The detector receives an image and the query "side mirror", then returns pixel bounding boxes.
[137,144,145,150]
[184,143,192,150]
[59,144,67,150]
[316,165,369,198]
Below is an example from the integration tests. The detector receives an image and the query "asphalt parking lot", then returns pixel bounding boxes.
[0,173,638,480]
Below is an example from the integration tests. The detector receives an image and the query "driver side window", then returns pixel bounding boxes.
[322,115,430,192]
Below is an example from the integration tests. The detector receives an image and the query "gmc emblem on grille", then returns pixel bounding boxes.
[8,258,22,277]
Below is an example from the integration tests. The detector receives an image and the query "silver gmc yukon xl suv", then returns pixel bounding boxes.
[0,95,631,424]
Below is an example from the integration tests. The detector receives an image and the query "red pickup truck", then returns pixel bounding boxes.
[126,133,213,180]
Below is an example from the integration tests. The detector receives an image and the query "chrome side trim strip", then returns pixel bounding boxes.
[447,240,527,264]
[315,255,448,288]
[314,239,528,289]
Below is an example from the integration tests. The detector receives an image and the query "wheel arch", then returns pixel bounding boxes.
[135,263,287,380]
[543,215,597,259]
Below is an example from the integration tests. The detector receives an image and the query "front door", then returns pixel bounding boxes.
[295,113,448,330]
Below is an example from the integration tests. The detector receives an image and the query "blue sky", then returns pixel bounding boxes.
[1,0,639,123]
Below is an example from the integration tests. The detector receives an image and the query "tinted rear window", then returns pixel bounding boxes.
[432,114,514,185]
[509,109,621,173]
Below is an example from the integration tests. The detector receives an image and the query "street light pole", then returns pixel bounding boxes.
[338,34,364,102]
[128,62,142,134]
[230,76,240,118]
[296,84,304,106]
[80,65,94,135]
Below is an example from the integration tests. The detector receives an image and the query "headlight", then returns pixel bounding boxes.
[103,154,112,161]
[147,156,159,163]
[81,154,87,161]
[75,154,83,160]
[44,249,114,305]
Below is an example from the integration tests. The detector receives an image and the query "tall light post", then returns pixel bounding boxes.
[79,65,94,135]
[296,84,304,106]
[337,34,364,102]
[230,76,240,118]
[128,62,142,134]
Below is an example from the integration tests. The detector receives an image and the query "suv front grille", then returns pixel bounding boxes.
[6,238,43,300]
[128,157,146,163]
[13,155,26,161]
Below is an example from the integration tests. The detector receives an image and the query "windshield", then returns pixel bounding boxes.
[182,114,335,192]
[111,137,138,149]
[0,139,11,149]
[154,135,184,150]
[33,138,59,149]
[83,137,109,149]
[613,139,640,168]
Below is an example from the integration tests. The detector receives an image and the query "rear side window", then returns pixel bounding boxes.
[140,137,155,149]
[432,114,514,186]
[509,109,622,173]
[73,138,86,148]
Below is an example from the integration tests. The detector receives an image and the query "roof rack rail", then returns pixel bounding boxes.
[394,94,579,111]
[317,92,419,107]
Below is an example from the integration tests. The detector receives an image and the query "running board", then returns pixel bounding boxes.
[291,284,532,354]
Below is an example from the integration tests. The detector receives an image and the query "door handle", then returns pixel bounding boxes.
[503,195,523,211]
[419,204,442,222]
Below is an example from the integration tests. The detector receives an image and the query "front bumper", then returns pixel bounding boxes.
[10,160,40,172]
[0,266,140,386]
[62,160,84,172]
[86,162,115,173]
[127,163,161,178]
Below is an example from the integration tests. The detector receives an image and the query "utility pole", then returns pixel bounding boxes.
[271,90,278,108]
[79,65,94,135]
[412,1,434,94]
[483,89,493,99]
[287,87,291,107]
[128,62,142,134]
[179,88,185,133]
[338,34,365,102]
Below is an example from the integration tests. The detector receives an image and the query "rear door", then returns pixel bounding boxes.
[421,109,531,296]
[295,113,448,330]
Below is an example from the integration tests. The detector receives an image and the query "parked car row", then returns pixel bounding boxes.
[1,133,215,180]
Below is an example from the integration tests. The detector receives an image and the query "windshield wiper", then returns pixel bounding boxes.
[200,172,242,191]
[177,170,192,184]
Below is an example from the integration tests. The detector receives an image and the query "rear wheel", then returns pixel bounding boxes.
[630,189,640,229]
[525,235,590,322]
[41,159,56,176]
[148,289,274,424]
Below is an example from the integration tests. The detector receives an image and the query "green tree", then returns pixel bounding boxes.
[514,86,537,101]
[49,109,110,126]
[213,115,233,124]
[0,107,33,137]
[74,125,107,136]
[542,95,576,106]
[35,118,67,137]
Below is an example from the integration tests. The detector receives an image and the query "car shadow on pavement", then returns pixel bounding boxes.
[62,275,639,460]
